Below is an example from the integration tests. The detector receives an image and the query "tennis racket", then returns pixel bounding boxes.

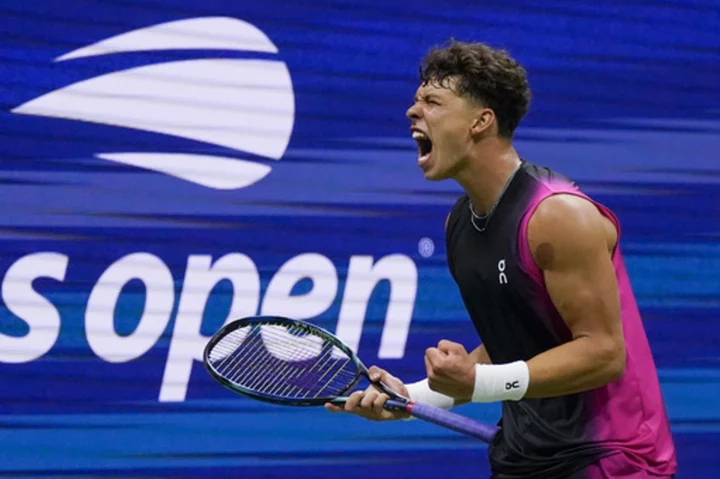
[202,315,499,443]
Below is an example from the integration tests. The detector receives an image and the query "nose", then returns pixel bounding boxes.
[406,102,421,121]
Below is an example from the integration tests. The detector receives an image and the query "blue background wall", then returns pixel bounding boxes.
[0,1,718,477]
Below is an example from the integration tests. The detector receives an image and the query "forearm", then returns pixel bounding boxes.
[524,336,625,398]
[469,344,492,365]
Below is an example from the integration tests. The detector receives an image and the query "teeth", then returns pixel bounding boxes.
[412,131,428,140]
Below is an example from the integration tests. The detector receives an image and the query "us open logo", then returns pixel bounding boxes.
[12,16,295,190]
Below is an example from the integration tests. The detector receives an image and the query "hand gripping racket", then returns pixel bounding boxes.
[203,315,499,443]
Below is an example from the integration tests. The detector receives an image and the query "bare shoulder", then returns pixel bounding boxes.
[526,194,617,271]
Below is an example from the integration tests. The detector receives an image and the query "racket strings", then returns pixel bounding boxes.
[207,322,358,400]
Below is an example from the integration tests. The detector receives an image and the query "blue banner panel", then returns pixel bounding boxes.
[0,1,718,477]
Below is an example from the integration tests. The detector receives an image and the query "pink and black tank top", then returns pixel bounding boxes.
[445,161,677,478]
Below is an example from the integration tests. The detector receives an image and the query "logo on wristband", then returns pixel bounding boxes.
[505,380,520,390]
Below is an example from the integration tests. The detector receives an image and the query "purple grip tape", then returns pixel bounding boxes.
[386,399,499,443]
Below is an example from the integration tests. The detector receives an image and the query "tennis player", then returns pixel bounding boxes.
[325,40,677,478]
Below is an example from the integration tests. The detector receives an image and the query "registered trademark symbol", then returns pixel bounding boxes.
[418,237,435,258]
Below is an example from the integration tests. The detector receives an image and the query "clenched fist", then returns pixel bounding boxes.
[425,340,476,400]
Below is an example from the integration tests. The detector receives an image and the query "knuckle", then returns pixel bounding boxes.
[361,392,376,406]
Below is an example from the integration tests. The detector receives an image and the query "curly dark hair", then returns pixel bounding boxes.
[419,39,531,138]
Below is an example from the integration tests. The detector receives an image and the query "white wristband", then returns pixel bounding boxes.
[471,361,529,403]
[401,379,455,420]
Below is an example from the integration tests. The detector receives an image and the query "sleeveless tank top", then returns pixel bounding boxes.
[445,160,677,478]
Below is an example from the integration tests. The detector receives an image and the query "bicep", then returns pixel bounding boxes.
[542,245,621,340]
[529,196,622,341]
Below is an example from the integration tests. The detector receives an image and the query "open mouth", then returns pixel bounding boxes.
[412,130,433,165]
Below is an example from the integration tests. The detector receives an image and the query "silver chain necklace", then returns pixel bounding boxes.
[469,162,522,233]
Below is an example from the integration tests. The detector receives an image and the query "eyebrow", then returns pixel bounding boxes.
[414,93,441,103]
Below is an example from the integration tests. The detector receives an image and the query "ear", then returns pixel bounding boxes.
[470,108,495,137]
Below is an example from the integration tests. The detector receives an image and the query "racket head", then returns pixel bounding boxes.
[203,315,366,407]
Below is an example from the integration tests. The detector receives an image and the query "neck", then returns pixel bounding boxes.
[453,139,522,216]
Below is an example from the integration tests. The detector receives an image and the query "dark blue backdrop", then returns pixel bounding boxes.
[0,1,718,477]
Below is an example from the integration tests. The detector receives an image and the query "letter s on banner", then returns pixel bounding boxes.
[0,253,68,363]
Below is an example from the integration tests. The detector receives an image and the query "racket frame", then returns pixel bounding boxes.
[203,315,376,407]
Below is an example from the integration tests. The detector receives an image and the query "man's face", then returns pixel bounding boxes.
[406,77,480,181]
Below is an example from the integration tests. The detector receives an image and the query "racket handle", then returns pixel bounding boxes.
[386,399,499,443]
